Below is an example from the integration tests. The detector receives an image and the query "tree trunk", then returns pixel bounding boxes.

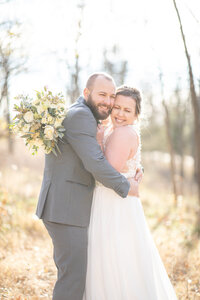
[4,80,13,153]
[179,153,185,196]
[163,101,178,206]
[172,0,200,234]
[66,2,84,103]
[159,72,178,206]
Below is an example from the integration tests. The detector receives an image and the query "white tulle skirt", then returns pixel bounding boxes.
[83,185,177,300]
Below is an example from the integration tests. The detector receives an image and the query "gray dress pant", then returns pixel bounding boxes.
[43,220,88,300]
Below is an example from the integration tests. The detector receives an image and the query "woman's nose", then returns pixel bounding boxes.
[117,109,124,117]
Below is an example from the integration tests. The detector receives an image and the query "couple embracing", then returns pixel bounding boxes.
[36,73,177,300]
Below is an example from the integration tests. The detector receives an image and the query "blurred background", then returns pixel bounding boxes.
[0,0,200,299]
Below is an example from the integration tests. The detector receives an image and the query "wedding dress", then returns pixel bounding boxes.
[83,125,177,300]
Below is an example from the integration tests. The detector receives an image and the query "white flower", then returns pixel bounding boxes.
[41,117,47,124]
[24,111,34,123]
[44,148,51,154]
[37,105,46,115]
[44,125,54,140]
[34,139,44,147]
[58,103,65,109]
[54,130,58,138]
[47,115,54,124]
[12,125,20,134]
[12,87,67,156]
[54,118,63,128]
[50,104,57,109]
[28,139,35,147]
[22,124,30,133]
[33,99,40,106]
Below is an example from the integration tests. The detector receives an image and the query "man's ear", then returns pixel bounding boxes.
[83,88,90,101]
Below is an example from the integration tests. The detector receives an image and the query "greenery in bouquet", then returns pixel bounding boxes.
[11,86,67,155]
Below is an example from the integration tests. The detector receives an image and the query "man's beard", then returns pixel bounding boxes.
[86,94,112,120]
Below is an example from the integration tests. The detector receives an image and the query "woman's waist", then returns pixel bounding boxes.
[95,182,139,199]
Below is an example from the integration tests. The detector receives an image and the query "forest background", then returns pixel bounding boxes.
[0,0,200,299]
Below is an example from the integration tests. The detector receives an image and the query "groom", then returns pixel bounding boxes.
[36,72,142,300]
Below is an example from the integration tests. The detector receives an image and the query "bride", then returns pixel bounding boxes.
[83,86,177,300]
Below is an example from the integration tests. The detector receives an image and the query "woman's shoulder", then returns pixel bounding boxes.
[113,125,138,140]
[106,125,138,150]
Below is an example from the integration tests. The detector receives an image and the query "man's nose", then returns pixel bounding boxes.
[104,96,112,106]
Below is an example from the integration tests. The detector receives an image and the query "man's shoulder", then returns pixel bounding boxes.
[64,99,97,129]
[67,97,93,118]
[68,103,92,118]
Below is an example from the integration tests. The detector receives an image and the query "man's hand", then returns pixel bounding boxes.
[134,167,143,183]
[128,177,139,197]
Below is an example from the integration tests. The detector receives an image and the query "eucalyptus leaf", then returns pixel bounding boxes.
[58,137,65,143]
[55,143,61,154]
[58,128,66,132]
[58,133,64,138]
[21,134,31,138]
[52,147,57,156]
[44,140,52,147]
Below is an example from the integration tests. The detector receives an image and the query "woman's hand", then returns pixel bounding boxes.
[127,177,139,197]
[134,167,144,183]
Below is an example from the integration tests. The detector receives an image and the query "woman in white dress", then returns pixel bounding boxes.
[83,86,177,300]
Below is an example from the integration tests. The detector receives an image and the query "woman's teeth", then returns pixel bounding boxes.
[115,118,124,123]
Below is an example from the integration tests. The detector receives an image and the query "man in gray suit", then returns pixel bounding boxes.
[36,73,142,300]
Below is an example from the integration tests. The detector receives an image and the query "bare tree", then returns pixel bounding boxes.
[103,45,128,86]
[159,72,178,206]
[66,1,85,103]
[167,82,191,196]
[173,83,187,179]
[0,22,27,152]
[172,0,200,233]
[0,0,12,4]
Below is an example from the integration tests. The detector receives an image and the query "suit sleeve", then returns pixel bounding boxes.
[63,107,130,198]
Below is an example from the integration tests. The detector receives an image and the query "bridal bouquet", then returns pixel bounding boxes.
[11,87,67,155]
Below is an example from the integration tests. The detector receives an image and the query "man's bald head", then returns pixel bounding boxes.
[86,72,115,91]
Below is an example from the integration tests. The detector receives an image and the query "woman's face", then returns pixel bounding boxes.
[111,95,137,128]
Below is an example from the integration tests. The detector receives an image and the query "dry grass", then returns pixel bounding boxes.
[0,138,200,300]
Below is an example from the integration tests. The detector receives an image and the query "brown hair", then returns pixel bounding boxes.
[116,85,142,116]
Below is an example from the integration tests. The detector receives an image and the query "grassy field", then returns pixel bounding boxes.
[0,138,200,300]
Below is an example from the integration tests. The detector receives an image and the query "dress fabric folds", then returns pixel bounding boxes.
[83,125,177,300]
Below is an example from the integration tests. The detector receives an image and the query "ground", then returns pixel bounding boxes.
[0,138,200,300]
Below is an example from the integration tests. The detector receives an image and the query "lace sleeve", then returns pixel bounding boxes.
[131,123,142,168]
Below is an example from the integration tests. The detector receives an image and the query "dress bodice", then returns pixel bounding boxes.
[103,124,141,179]
[84,121,178,300]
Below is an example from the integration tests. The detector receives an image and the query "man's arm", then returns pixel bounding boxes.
[63,107,130,198]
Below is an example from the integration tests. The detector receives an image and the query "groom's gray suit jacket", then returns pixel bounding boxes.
[36,96,130,227]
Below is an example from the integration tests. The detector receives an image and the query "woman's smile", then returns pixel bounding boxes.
[111,95,137,128]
